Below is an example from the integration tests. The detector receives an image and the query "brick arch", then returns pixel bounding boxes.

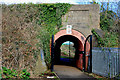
[54,29,90,70]
[54,29,89,50]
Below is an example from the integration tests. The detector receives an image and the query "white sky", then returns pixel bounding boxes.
[0,0,120,4]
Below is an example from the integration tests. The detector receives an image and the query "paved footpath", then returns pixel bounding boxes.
[54,65,95,80]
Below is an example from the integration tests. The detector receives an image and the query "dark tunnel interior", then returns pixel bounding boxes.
[54,35,83,66]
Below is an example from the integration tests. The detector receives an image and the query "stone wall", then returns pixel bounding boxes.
[61,4,100,37]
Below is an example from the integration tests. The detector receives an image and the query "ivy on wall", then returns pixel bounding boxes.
[34,3,72,67]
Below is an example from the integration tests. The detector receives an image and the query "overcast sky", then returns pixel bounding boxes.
[0,0,120,4]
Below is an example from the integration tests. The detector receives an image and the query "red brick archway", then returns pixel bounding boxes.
[54,29,90,70]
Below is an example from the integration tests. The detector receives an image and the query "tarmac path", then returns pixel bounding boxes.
[54,65,95,80]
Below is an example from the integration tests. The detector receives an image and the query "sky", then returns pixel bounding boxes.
[0,0,120,4]
[0,0,119,15]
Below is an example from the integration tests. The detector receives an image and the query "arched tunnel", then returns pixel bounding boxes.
[52,29,90,71]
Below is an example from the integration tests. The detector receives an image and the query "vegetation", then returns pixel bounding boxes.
[91,2,119,47]
[2,3,71,78]
[1,67,30,79]
[36,3,71,66]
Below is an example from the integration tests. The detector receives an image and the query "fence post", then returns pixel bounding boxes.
[119,49,120,75]
[51,35,54,72]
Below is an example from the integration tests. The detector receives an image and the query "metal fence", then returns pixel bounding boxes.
[92,47,120,78]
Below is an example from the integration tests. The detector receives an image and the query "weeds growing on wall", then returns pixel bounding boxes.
[2,3,71,77]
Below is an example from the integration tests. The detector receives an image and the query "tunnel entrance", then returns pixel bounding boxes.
[51,29,92,72]
[54,35,82,67]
